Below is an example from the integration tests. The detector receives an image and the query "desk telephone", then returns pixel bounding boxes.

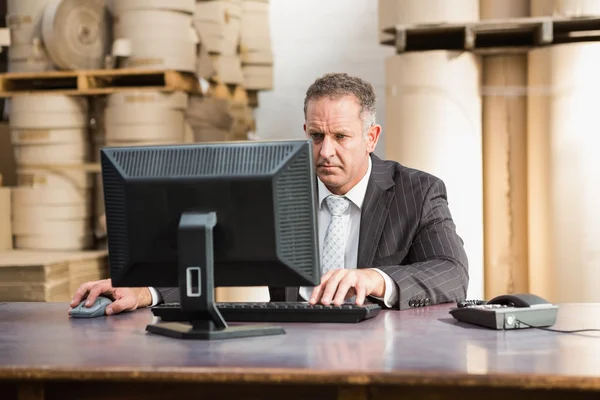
[449,293,559,330]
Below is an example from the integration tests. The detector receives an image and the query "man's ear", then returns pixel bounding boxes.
[366,124,381,153]
[303,123,307,133]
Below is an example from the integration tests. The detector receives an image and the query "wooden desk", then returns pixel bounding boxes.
[1,302,599,400]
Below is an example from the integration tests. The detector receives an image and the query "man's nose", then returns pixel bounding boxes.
[319,136,335,159]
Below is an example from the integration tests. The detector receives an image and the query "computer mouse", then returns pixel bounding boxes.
[70,295,113,318]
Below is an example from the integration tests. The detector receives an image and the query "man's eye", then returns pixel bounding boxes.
[336,134,346,140]
[311,133,324,140]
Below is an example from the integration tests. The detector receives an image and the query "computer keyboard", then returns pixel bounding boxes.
[152,302,382,323]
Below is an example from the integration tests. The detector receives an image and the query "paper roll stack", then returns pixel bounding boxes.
[8,95,94,251]
[104,91,189,147]
[193,0,244,84]
[112,0,197,72]
[382,0,483,300]
[90,97,107,245]
[6,0,110,72]
[193,0,241,56]
[240,1,273,90]
[6,0,55,72]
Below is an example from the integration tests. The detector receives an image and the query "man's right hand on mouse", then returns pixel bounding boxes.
[69,279,152,316]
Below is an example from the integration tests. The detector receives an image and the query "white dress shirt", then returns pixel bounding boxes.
[299,157,398,308]
[149,157,399,308]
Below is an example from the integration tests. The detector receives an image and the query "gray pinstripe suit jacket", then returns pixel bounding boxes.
[157,154,469,310]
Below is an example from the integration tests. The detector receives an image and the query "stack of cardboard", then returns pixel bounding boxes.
[0,250,108,302]
[193,0,244,85]
[240,0,273,91]
[187,0,274,142]
[186,87,252,142]
[8,95,94,251]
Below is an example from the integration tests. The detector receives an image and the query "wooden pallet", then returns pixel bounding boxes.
[382,16,600,55]
[247,90,259,108]
[0,68,201,97]
[208,82,249,105]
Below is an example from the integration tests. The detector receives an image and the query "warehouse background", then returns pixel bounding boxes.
[1,0,599,305]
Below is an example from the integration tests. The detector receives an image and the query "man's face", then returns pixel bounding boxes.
[304,95,380,195]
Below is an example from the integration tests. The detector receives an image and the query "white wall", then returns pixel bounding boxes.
[254,0,394,159]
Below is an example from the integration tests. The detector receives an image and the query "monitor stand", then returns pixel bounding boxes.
[146,211,286,340]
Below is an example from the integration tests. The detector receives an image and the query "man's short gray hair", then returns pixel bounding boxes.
[303,73,377,136]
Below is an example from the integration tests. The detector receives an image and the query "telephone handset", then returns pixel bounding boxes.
[487,293,551,308]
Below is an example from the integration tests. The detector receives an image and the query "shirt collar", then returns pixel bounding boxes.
[317,156,372,210]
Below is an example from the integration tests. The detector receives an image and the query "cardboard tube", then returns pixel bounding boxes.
[385,51,483,300]
[528,0,600,302]
[41,0,110,70]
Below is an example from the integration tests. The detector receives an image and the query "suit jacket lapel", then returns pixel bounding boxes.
[358,154,395,269]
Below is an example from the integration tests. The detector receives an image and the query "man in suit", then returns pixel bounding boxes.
[69,73,468,315]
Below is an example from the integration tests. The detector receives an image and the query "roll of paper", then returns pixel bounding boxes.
[10,95,88,113]
[15,234,94,251]
[41,0,111,70]
[8,42,55,72]
[385,51,483,299]
[113,0,195,14]
[107,91,188,110]
[13,142,89,165]
[6,0,54,45]
[527,0,600,303]
[11,129,87,145]
[17,168,93,190]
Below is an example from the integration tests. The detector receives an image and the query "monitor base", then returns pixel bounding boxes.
[146,321,285,340]
[148,211,286,341]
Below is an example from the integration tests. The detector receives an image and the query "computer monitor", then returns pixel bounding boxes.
[100,139,320,340]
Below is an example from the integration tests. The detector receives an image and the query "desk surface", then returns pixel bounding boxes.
[1,302,600,392]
